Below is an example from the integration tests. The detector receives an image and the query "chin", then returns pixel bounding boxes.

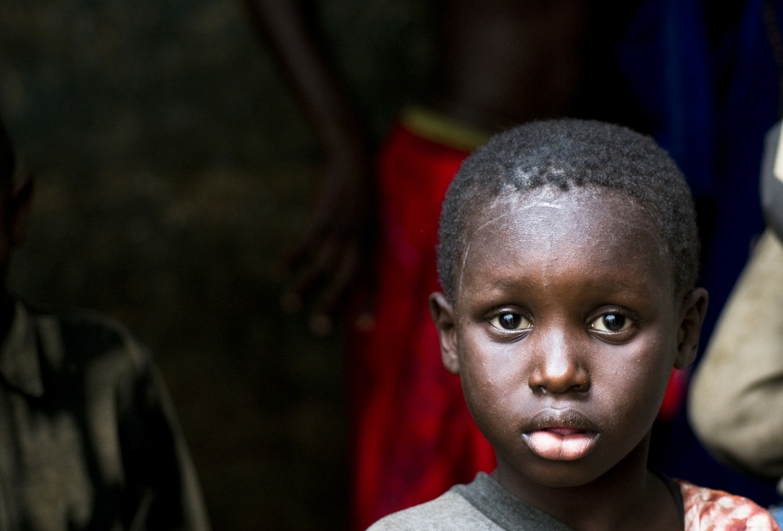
[530,465,606,489]
[502,454,611,490]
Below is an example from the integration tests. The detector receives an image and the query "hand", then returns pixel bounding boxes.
[282,147,376,336]
[245,0,377,335]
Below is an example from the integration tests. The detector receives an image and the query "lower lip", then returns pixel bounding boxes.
[524,429,597,461]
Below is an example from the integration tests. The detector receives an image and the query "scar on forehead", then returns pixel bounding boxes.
[457,195,563,296]
[454,189,668,298]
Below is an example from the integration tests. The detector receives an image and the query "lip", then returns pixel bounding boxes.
[522,409,599,461]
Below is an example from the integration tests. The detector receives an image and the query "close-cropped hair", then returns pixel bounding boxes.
[0,117,15,191]
[436,119,699,302]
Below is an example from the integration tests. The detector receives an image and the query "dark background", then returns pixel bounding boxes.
[0,0,436,529]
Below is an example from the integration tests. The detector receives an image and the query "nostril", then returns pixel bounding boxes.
[527,338,591,394]
[571,380,590,393]
[529,368,590,395]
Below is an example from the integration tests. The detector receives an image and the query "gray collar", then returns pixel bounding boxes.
[452,473,576,531]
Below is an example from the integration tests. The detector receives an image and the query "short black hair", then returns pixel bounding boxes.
[0,116,15,191]
[437,119,699,302]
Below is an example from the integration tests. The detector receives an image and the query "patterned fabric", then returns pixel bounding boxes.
[0,297,210,531]
[679,479,781,530]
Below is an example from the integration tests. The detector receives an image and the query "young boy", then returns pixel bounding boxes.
[0,119,210,530]
[369,119,779,530]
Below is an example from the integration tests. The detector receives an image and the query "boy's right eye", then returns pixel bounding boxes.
[489,312,532,331]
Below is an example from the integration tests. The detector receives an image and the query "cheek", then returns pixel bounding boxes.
[595,340,676,426]
[457,335,529,422]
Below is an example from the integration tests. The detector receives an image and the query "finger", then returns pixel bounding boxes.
[285,227,326,273]
[308,313,333,337]
[280,291,303,314]
[288,236,340,306]
[311,243,360,319]
[351,252,377,332]
[284,210,339,273]
[307,246,359,337]
[353,310,375,333]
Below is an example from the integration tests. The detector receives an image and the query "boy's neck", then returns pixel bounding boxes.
[493,434,682,531]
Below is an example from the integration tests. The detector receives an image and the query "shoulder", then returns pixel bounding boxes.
[367,490,501,531]
[22,300,151,370]
[676,479,781,531]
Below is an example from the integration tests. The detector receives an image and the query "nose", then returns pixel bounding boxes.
[528,329,590,395]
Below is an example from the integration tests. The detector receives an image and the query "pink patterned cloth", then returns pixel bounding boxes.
[678,479,781,530]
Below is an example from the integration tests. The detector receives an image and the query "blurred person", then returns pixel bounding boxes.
[688,227,783,513]
[688,120,783,524]
[0,117,210,531]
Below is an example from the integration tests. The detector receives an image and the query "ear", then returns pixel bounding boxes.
[674,287,709,369]
[7,171,32,247]
[429,292,460,374]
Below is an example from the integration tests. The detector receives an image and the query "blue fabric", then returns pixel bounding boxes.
[619,0,781,507]
[618,0,715,198]
[768,503,783,527]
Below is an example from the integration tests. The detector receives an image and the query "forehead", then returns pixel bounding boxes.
[456,187,673,301]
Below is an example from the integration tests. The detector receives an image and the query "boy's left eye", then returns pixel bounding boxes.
[589,313,633,333]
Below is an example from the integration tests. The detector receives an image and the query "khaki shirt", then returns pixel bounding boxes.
[0,298,210,531]
[689,229,783,479]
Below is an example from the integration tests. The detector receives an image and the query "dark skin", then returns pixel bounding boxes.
[429,187,708,530]
[245,0,591,334]
[433,0,589,130]
[244,0,373,335]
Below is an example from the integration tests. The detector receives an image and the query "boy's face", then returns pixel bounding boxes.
[431,186,707,492]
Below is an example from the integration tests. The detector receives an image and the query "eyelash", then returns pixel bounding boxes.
[486,310,637,338]
[488,311,532,332]
[587,312,635,334]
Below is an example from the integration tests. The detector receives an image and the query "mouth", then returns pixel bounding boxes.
[522,410,599,461]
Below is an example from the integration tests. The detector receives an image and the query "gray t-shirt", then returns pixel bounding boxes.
[367,473,575,530]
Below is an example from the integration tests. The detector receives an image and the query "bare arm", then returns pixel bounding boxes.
[246,0,375,334]
[246,0,366,158]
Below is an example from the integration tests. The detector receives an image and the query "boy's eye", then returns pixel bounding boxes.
[589,313,632,333]
[489,312,532,331]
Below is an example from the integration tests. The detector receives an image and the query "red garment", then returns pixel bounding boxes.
[348,124,495,531]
